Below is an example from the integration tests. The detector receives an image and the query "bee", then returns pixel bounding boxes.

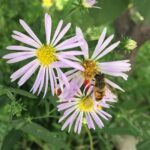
[93,73,106,101]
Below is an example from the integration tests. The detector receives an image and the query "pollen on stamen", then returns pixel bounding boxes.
[82,60,98,80]
[78,97,94,112]
[36,45,57,67]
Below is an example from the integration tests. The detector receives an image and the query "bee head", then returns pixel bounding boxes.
[94,73,104,79]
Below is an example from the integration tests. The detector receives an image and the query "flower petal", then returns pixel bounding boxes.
[45,13,52,45]
[91,27,107,59]
[18,61,39,86]
[3,52,35,59]
[49,68,55,95]
[12,35,40,49]
[19,19,42,45]
[53,23,71,46]
[57,56,84,71]
[38,68,46,95]
[7,45,36,51]
[95,41,120,60]
[76,27,89,59]
[13,30,41,47]
[91,112,104,128]
[43,69,49,97]
[51,20,63,44]
[7,54,35,64]
[105,78,124,92]
[10,60,37,81]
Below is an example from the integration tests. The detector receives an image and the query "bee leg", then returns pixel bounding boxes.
[92,79,95,82]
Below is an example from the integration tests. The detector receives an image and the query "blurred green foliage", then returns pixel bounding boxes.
[0,0,150,150]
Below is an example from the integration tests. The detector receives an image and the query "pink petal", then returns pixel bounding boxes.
[45,13,52,45]
[91,112,104,128]
[58,51,83,57]
[49,68,55,95]
[53,23,71,46]
[77,112,83,134]
[10,60,37,81]
[95,41,120,60]
[91,27,107,59]
[57,56,84,71]
[13,31,41,47]
[68,110,80,132]
[74,112,82,133]
[56,68,70,88]
[12,35,40,49]
[43,69,49,97]
[38,68,46,95]
[86,112,95,129]
[31,66,43,94]
[59,106,76,123]
[7,45,35,51]
[105,78,124,92]
[7,54,35,64]
[18,61,39,86]
[3,52,35,59]
[19,19,42,45]
[55,36,78,49]
[51,69,58,90]
[51,20,63,44]
[57,102,77,111]
[61,109,79,131]
[76,27,89,59]
[56,42,83,51]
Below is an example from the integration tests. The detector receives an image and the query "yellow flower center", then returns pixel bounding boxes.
[82,60,98,80]
[78,97,94,112]
[36,45,57,67]
[42,0,53,8]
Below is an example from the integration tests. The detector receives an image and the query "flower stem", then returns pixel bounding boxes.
[64,7,78,21]
[85,125,94,150]
[32,108,57,120]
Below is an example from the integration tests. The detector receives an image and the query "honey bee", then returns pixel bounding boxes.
[93,73,106,101]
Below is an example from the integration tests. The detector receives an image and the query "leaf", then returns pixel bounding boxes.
[89,0,130,24]
[102,127,139,136]
[8,88,37,99]
[137,139,150,150]
[0,85,37,99]
[1,129,22,150]
[13,121,67,150]
[133,0,150,23]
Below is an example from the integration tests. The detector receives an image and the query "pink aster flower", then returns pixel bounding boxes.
[57,86,116,134]
[66,27,131,93]
[3,13,84,97]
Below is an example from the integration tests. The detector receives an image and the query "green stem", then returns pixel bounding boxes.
[64,7,79,21]
[32,108,57,120]
[85,125,94,150]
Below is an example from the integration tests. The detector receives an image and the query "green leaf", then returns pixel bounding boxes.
[1,129,22,150]
[137,139,150,150]
[90,0,130,24]
[0,85,37,99]
[8,88,37,99]
[102,127,139,136]
[13,121,68,150]
[133,0,150,23]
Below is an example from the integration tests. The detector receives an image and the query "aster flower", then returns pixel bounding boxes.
[66,27,131,93]
[3,13,84,97]
[57,85,116,134]
[82,0,100,9]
